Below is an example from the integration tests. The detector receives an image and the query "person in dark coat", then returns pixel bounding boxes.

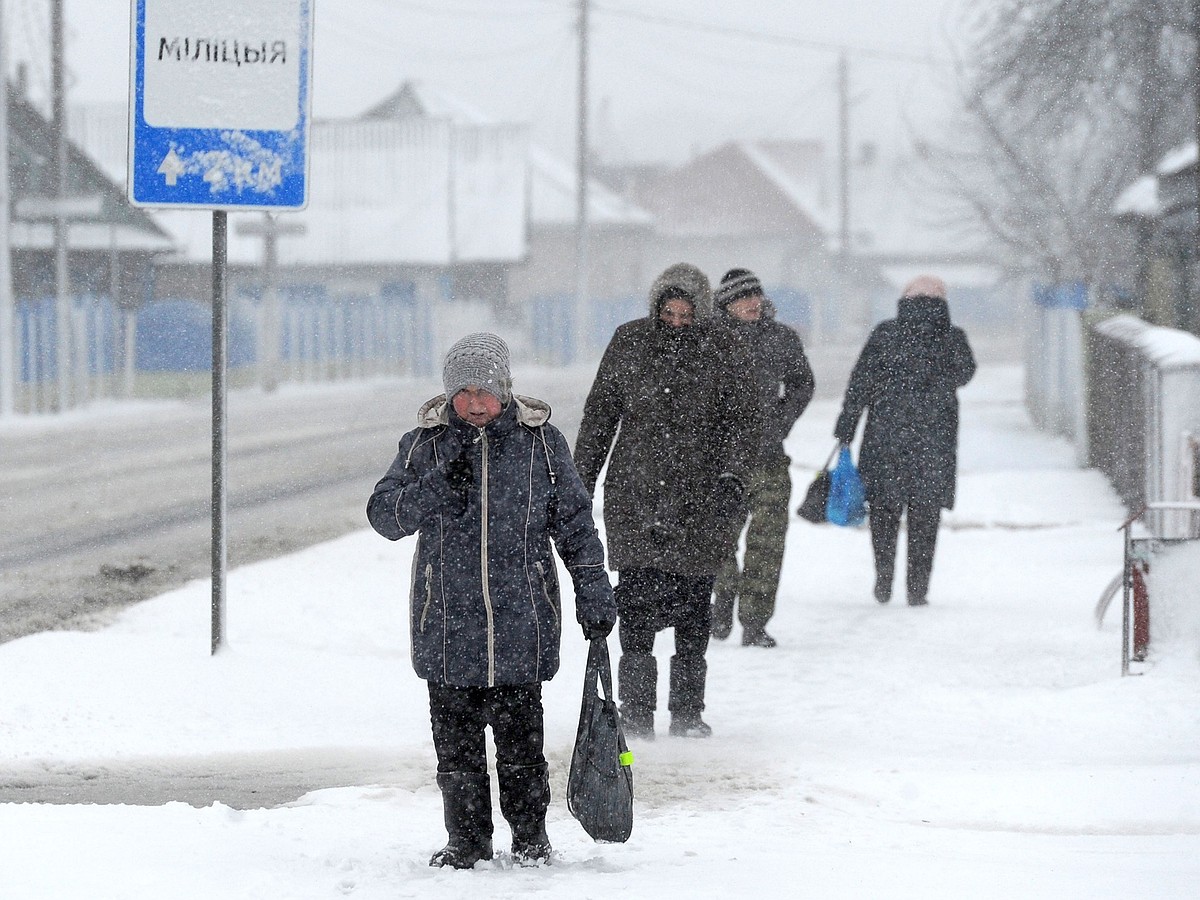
[833,275,976,606]
[367,332,616,869]
[710,268,815,647]
[574,263,760,739]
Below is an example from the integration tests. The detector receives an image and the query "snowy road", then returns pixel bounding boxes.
[0,367,594,644]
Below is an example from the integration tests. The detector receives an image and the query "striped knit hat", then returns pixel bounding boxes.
[714,268,764,311]
[442,332,512,403]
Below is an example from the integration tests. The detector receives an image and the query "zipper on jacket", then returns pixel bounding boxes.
[534,560,559,626]
[479,429,496,686]
[420,563,433,633]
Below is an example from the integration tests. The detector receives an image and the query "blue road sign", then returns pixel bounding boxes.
[128,0,313,210]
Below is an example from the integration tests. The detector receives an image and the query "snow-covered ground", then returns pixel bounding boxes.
[1,364,1197,899]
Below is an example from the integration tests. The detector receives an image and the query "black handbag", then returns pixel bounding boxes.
[567,638,634,843]
[797,444,839,524]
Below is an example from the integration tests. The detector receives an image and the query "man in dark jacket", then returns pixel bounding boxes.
[711,268,815,648]
[574,263,760,739]
[367,332,616,869]
[833,275,976,606]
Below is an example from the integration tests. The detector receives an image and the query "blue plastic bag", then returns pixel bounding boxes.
[826,446,866,527]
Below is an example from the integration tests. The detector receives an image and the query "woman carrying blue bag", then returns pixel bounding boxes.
[833,275,976,606]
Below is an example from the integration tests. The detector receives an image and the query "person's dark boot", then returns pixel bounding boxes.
[498,763,552,865]
[668,654,711,737]
[619,705,655,739]
[618,653,657,739]
[741,624,777,648]
[710,591,735,639]
[429,772,494,869]
[668,710,713,738]
[874,574,892,604]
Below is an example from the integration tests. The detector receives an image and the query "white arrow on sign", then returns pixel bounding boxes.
[157,148,186,186]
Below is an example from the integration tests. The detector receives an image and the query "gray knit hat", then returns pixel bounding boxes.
[443,332,512,403]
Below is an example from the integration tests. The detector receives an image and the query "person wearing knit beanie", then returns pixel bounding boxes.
[714,268,764,313]
[443,332,512,405]
[710,267,815,649]
[368,331,616,869]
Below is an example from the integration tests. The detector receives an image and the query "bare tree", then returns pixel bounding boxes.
[923,0,1193,295]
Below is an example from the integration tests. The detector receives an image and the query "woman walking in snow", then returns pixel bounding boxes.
[573,263,760,739]
[833,275,976,607]
[367,332,616,868]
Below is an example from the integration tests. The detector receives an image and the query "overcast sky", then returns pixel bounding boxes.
[10,0,973,165]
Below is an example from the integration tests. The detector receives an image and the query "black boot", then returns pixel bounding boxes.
[498,763,552,865]
[430,772,494,869]
[710,591,735,640]
[668,654,712,737]
[617,653,657,739]
[741,624,777,648]
[874,574,892,604]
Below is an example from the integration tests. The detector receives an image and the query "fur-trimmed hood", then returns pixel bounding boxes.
[647,262,713,320]
[416,393,552,429]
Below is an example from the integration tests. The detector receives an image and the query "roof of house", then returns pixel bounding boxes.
[632,141,828,245]
[627,138,994,266]
[374,80,652,229]
[13,92,171,253]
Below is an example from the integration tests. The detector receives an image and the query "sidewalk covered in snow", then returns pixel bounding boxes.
[0,364,1197,899]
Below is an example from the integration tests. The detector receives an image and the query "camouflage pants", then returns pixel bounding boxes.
[713,458,792,631]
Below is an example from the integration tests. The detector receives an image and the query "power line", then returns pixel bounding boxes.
[590,2,953,68]
[361,0,564,22]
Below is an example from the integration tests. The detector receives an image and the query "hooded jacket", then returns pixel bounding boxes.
[717,300,815,464]
[574,264,762,574]
[367,394,615,688]
[834,295,976,509]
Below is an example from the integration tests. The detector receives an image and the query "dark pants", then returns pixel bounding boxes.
[427,682,546,774]
[714,458,792,630]
[427,682,550,850]
[615,567,713,716]
[869,501,942,602]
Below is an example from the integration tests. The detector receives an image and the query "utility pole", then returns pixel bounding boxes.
[837,51,852,334]
[1193,0,1200,326]
[50,0,71,411]
[573,0,590,364]
[837,53,851,261]
[236,214,305,392]
[0,0,15,418]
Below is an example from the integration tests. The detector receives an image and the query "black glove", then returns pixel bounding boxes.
[833,412,857,445]
[582,618,614,640]
[441,453,473,494]
[711,473,745,511]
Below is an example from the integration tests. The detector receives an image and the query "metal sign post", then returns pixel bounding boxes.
[128,0,313,654]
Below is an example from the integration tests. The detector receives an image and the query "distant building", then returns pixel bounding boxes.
[10,89,171,410]
[71,86,531,378]
[1114,143,1200,334]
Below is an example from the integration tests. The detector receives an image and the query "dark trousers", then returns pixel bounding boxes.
[615,567,713,716]
[427,683,549,849]
[427,682,546,774]
[869,501,942,602]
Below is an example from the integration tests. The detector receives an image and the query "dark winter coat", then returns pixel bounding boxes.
[367,394,615,688]
[833,295,976,509]
[718,306,815,464]
[574,313,762,576]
